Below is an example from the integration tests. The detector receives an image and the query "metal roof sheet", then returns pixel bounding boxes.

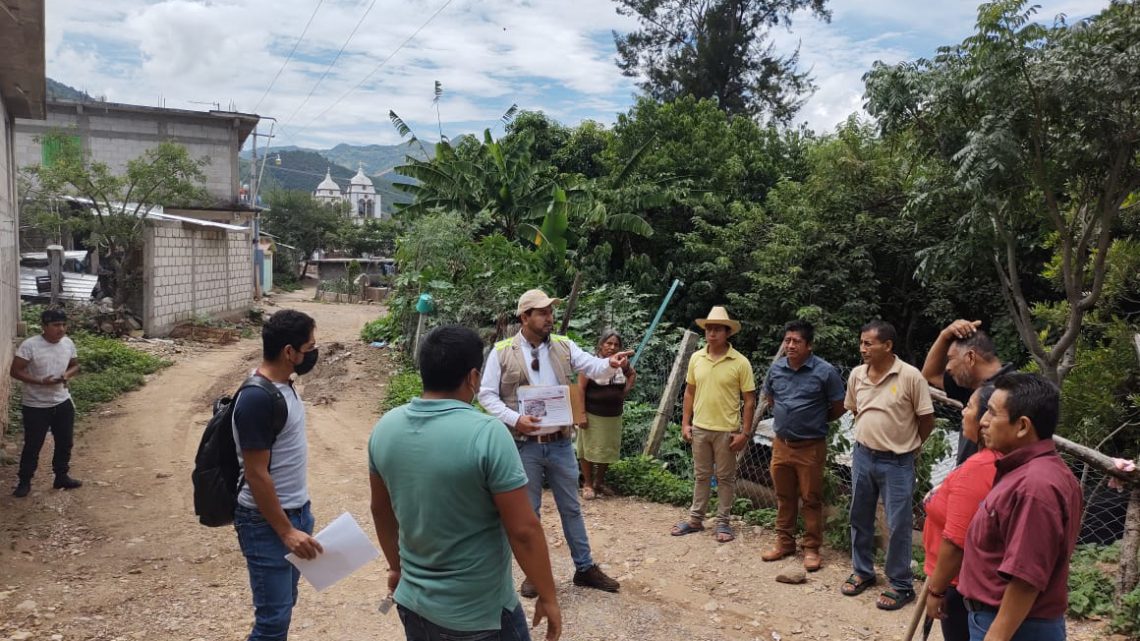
[19,267,99,301]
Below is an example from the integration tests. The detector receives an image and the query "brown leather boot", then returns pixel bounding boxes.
[761,546,796,562]
[803,549,822,572]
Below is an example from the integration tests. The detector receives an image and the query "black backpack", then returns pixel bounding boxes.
[192,374,288,527]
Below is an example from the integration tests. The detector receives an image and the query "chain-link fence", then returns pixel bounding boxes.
[623,330,1136,556]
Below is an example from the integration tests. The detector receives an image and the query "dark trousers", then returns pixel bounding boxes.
[18,400,76,482]
[397,603,531,641]
[941,585,970,641]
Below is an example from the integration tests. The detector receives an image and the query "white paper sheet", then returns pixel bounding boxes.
[285,512,381,592]
[517,385,574,435]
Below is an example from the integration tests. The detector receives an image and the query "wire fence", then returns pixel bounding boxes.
[623,330,1136,555]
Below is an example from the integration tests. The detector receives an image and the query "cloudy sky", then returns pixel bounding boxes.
[46,0,1109,150]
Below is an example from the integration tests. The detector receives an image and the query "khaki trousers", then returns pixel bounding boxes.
[769,437,827,551]
[688,427,737,526]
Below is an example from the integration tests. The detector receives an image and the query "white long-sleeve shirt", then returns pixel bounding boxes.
[479,335,617,428]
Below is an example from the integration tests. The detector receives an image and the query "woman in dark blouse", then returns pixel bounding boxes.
[576,330,636,500]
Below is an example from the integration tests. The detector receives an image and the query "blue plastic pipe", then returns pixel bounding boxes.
[631,278,681,367]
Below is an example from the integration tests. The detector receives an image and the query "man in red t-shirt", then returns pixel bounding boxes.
[957,373,1082,641]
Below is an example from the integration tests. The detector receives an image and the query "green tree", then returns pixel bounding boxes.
[23,133,209,305]
[262,190,347,277]
[864,0,1140,383]
[613,0,830,121]
[601,97,810,332]
[336,217,401,257]
[395,130,562,242]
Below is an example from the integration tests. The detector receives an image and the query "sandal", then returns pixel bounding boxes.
[841,574,877,596]
[582,486,596,500]
[596,484,617,497]
[876,588,916,611]
[671,521,705,536]
[715,523,735,543]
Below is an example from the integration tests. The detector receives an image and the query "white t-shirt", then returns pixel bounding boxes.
[15,335,78,408]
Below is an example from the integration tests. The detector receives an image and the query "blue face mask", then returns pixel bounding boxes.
[294,347,319,375]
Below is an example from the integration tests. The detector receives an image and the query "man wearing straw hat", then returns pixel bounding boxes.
[670,306,756,543]
[480,289,630,598]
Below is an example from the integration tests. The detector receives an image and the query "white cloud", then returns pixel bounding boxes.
[775,0,1112,134]
[43,0,1114,147]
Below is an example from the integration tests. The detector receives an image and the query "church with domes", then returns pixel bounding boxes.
[313,164,384,222]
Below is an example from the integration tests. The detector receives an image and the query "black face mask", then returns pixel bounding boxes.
[294,347,319,375]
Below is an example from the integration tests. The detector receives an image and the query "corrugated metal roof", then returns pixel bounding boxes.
[59,196,250,232]
[20,250,89,261]
[148,211,249,232]
[19,267,99,301]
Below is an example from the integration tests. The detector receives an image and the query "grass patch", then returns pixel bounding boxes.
[361,313,401,344]
[381,369,423,412]
[609,455,693,506]
[1068,542,1120,619]
[5,330,171,440]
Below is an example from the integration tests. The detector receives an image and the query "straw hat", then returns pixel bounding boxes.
[516,289,562,316]
[696,306,741,337]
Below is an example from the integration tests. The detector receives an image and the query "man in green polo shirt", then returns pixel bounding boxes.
[369,325,561,641]
[670,306,756,543]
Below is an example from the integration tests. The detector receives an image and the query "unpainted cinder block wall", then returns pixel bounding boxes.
[142,220,252,336]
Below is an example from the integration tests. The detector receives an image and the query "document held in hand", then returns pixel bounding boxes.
[517,385,575,434]
[285,512,381,592]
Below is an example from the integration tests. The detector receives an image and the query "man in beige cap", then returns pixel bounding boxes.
[670,306,756,543]
[479,289,631,597]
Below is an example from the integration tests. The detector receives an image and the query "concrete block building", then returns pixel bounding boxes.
[1,0,46,431]
[13,100,259,216]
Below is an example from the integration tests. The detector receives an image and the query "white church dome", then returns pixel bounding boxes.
[317,169,340,192]
[350,164,374,187]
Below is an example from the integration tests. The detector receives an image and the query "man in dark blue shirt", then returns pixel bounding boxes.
[761,320,845,572]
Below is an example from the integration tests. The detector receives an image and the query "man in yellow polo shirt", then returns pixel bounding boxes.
[670,306,756,543]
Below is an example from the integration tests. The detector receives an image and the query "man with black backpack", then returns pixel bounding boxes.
[232,309,323,641]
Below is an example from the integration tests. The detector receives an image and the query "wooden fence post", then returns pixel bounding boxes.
[413,313,427,365]
[559,271,583,335]
[1119,486,1140,603]
[749,343,786,435]
[643,330,699,457]
[47,244,64,305]
[1120,334,1140,602]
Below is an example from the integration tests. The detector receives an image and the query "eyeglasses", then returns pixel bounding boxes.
[531,346,540,372]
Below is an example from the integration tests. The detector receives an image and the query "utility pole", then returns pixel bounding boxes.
[246,118,277,301]
[249,118,277,207]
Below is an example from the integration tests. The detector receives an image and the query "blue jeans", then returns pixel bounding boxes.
[516,439,594,571]
[968,610,1065,641]
[849,443,915,592]
[234,502,314,641]
[397,603,531,641]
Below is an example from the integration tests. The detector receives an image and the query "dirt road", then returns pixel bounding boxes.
[1,290,1107,641]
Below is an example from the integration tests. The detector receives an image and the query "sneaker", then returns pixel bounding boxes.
[53,475,82,490]
[12,481,31,498]
[572,564,620,593]
[519,578,538,599]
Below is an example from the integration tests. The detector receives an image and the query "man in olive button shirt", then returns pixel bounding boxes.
[760,320,845,572]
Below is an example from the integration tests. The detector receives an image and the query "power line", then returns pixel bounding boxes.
[252,0,326,114]
[278,0,379,132]
[265,164,351,179]
[283,0,456,144]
